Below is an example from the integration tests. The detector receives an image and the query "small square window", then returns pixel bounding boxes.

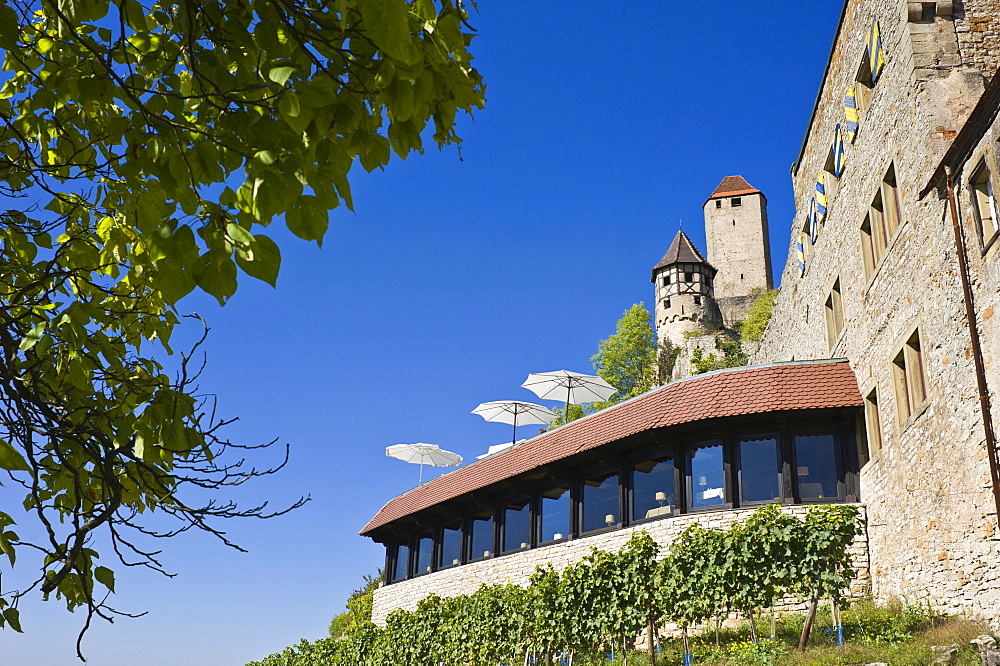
[970,159,1000,250]
[663,275,671,286]
[663,299,671,309]
[694,296,702,305]
[715,199,722,209]
[731,197,742,207]
[684,272,693,282]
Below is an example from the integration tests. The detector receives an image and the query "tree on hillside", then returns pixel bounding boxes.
[591,302,659,402]
[329,571,383,639]
[0,0,484,654]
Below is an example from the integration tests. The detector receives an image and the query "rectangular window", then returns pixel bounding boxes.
[469,509,494,560]
[864,388,883,457]
[824,278,844,351]
[684,272,693,282]
[794,434,842,500]
[689,442,725,509]
[663,275,671,286]
[390,541,410,582]
[502,498,531,553]
[694,295,702,305]
[632,454,675,521]
[860,215,876,279]
[439,519,462,568]
[581,470,619,533]
[854,56,873,116]
[415,531,434,575]
[738,437,781,504]
[540,485,571,544]
[882,164,902,237]
[892,329,928,426]
[732,197,742,207]
[715,199,722,208]
[970,159,1000,249]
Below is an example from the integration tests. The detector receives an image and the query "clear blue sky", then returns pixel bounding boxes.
[7,3,846,664]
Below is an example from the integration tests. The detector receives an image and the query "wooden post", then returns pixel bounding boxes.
[798,588,821,651]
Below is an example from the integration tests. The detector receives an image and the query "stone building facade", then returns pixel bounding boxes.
[651,230,724,347]
[752,0,1000,624]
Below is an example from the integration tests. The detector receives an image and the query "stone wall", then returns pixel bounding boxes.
[716,295,757,329]
[372,504,870,625]
[954,0,1000,78]
[752,0,1000,626]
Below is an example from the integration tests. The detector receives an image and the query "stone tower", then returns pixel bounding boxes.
[651,230,723,347]
[703,176,773,302]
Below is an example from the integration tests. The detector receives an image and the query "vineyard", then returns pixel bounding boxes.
[248,504,862,666]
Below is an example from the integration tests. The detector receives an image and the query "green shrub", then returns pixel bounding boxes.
[739,290,778,343]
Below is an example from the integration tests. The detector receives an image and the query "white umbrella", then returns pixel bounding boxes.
[386,443,463,485]
[521,370,617,418]
[471,400,555,445]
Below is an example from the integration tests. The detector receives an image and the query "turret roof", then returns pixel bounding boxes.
[707,175,761,200]
[651,230,713,280]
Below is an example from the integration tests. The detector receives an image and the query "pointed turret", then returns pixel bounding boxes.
[651,231,723,346]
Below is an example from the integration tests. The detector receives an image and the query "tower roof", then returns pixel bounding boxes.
[706,175,762,200]
[651,230,714,280]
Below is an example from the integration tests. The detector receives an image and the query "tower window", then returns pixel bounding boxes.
[684,272,693,282]
[732,220,736,226]
[732,197,742,207]
[663,299,671,309]
[740,273,744,280]
[662,275,671,286]
[715,200,722,209]
[694,296,702,305]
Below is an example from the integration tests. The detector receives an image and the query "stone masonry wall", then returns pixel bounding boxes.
[753,0,1000,626]
[954,0,1000,79]
[704,193,773,300]
[371,504,870,625]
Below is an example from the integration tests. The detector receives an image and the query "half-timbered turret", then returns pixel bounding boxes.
[651,230,723,346]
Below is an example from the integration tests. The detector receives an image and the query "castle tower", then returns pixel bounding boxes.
[651,230,723,347]
[703,176,773,301]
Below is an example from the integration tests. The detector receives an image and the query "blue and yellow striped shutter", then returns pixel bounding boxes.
[809,198,819,244]
[797,232,806,275]
[832,124,846,178]
[867,20,885,83]
[816,172,828,223]
[844,85,859,142]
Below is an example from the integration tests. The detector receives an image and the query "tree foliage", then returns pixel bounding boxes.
[739,289,779,343]
[0,0,484,652]
[591,303,658,403]
[248,505,864,665]
[690,334,748,375]
[329,570,383,639]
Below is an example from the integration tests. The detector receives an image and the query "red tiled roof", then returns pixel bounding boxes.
[707,175,761,200]
[651,230,713,277]
[360,360,861,537]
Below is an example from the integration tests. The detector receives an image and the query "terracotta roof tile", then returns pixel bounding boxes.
[360,361,862,536]
[707,175,761,200]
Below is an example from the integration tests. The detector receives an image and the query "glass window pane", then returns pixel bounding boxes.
[392,542,409,582]
[503,498,531,553]
[691,443,725,509]
[470,509,494,560]
[633,454,675,521]
[415,533,434,575]
[739,437,780,504]
[795,434,841,499]
[440,520,462,568]
[540,486,570,544]
[582,470,619,533]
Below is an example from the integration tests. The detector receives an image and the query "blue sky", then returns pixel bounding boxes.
[7,3,847,664]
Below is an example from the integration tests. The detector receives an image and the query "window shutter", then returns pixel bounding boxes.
[809,198,819,244]
[816,172,828,223]
[832,124,846,178]
[867,20,885,83]
[797,232,806,275]
[844,84,859,142]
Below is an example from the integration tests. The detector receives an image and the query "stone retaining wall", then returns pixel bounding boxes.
[372,504,870,625]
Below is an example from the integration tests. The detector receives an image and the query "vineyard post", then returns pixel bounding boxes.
[798,587,821,651]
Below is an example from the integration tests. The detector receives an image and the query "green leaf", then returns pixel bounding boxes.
[0,440,29,472]
[267,66,295,86]
[358,0,422,65]
[3,607,21,632]
[284,196,329,246]
[0,6,18,50]
[19,322,46,351]
[95,566,115,593]
[235,234,281,287]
